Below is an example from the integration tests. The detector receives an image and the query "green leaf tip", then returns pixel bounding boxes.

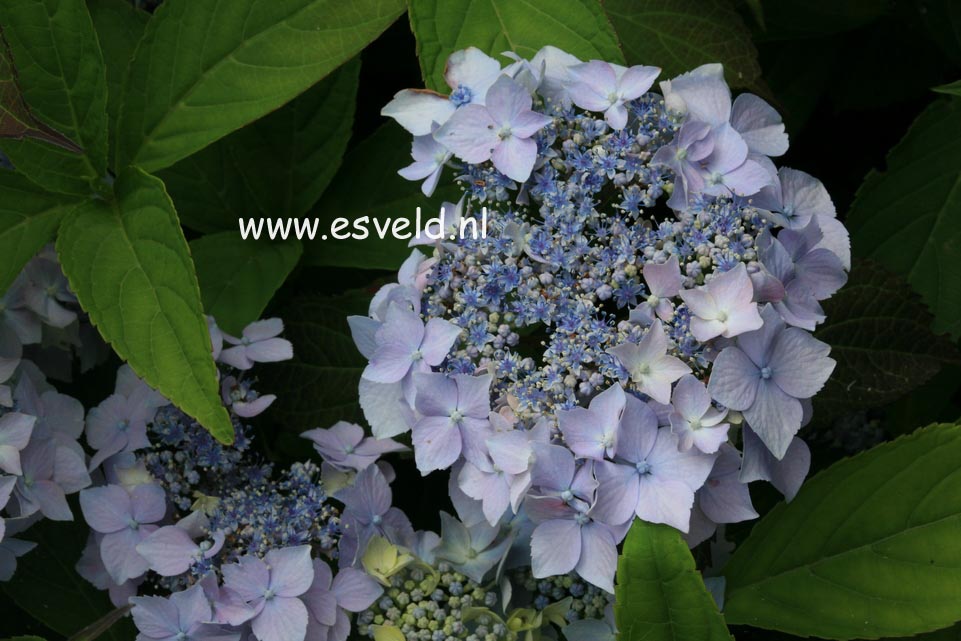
[56,167,234,444]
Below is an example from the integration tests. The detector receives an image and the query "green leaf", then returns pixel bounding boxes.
[0,29,84,155]
[812,259,960,422]
[160,58,361,231]
[116,0,404,172]
[56,167,234,443]
[85,0,148,170]
[0,171,80,295]
[614,519,732,641]
[1,518,135,641]
[2,637,46,641]
[0,0,108,196]
[190,232,302,336]
[408,0,624,92]
[603,0,761,90]
[223,58,361,219]
[847,97,961,340]
[935,80,961,97]
[153,135,260,234]
[302,123,461,269]
[724,423,961,639]
[260,291,369,449]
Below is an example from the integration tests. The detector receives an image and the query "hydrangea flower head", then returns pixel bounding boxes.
[686,443,758,546]
[369,45,850,596]
[0,532,35,581]
[381,46,504,136]
[399,132,451,196]
[632,255,683,324]
[0,277,42,348]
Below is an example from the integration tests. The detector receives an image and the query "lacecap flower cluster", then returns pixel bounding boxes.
[1,253,602,641]
[346,44,850,603]
[73,314,387,641]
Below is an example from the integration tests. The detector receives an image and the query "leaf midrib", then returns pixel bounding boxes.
[41,1,99,175]
[8,0,104,179]
[112,221,210,405]
[618,527,731,640]
[65,175,228,441]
